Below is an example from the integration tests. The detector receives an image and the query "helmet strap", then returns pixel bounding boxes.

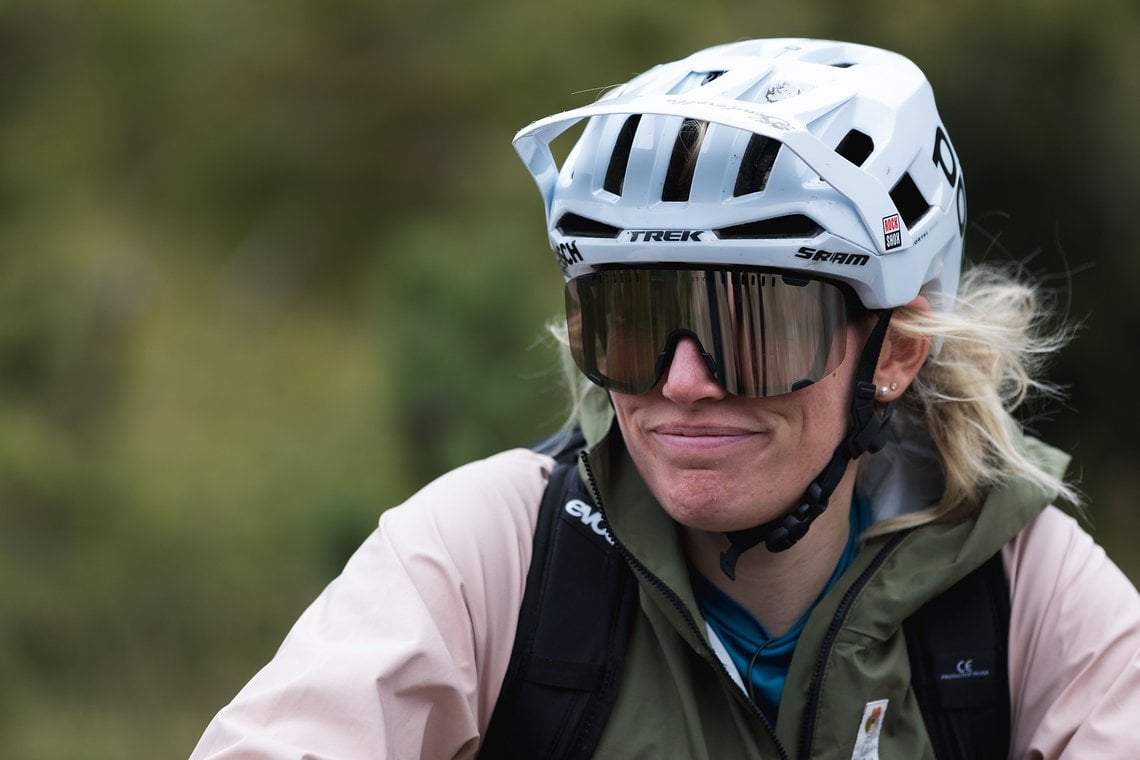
[719,310,895,580]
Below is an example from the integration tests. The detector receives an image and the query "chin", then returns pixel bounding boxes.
[658,481,794,534]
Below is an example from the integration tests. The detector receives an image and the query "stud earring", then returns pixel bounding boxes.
[879,382,899,397]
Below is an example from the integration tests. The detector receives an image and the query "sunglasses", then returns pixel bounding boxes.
[565,267,867,397]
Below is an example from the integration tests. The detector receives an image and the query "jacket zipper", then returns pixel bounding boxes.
[795,529,911,759]
[581,453,792,760]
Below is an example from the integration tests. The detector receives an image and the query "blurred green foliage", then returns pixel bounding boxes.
[0,0,1137,756]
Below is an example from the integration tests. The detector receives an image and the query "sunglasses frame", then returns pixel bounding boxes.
[565,265,871,398]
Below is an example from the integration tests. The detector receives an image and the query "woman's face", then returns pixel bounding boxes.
[610,331,864,533]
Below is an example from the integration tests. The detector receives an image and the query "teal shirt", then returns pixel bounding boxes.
[692,496,872,719]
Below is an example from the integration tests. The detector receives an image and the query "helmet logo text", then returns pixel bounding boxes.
[554,240,583,275]
[932,125,967,236]
[627,230,706,242]
[932,127,958,187]
[661,96,794,131]
[795,246,870,267]
[882,214,902,250]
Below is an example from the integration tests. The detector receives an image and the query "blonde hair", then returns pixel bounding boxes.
[547,262,1081,524]
[545,319,603,439]
[868,263,1082,531]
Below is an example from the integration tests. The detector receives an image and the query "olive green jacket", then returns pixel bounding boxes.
[578,397,1067,759]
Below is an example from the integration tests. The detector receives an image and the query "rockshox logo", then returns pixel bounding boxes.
[882,214,902,250]
[795,246,870,267]
[564,499,614,545]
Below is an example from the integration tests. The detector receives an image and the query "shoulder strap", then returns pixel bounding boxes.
[478,436,638,759]
[904,552,1011,760]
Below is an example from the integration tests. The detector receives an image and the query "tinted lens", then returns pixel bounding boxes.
[565,268,856,397]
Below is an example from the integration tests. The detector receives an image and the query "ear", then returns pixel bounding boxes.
[874,296,931,402]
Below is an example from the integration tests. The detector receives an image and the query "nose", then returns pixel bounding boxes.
[660,337,728,404]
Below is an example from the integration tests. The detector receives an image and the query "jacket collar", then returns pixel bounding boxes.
[577,384,1070,617]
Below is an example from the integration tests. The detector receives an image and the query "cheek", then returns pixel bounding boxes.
[794,378,852,452]
[606,344,862,532]
[608,393,637,439]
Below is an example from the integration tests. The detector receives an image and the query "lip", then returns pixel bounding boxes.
[650,423,764,452]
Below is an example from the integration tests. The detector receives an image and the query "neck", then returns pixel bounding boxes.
[683,468,857,638]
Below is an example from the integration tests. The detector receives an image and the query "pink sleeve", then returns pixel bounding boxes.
[1004,506,1140,759]
[188,448,552,760]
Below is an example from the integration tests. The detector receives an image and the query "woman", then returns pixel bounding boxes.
[191,38,1139,759]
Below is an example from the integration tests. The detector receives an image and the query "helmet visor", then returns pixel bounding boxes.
[566,267,863,397]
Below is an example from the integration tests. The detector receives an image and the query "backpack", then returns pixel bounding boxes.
[479,439,1011,759]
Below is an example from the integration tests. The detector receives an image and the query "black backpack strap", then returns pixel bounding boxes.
[478,442,638,759]
[904,552,1011,760]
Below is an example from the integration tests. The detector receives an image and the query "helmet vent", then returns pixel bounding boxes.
[716,214,823,239]
[889,173,932,229]
[733,134,781,196]
[556,213,621,239]
[701,70,726,85]
[603,115,642,196]
[662,118,708,202]
[835,129,874,167]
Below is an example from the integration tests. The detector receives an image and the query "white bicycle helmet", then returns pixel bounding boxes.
[513,39,967,567]
[513,38,965,312]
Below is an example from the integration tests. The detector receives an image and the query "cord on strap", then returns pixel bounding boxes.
[719,310,895,580]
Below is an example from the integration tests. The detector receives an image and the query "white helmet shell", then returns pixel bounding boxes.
[513,38,965,311]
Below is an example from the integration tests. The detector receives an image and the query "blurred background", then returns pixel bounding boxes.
[1,0,1136,756]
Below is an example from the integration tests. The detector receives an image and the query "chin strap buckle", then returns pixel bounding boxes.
[847,381,893,457]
